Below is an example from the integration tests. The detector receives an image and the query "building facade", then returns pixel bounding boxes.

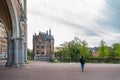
[0,23,7,59]
[0,0,27,67]
[89,47,99,57]
[33,29,54,61]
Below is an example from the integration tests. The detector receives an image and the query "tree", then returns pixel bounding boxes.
[98,40,106,57]
[55,42,70,62]
[55,37,90,62]
[67,37,81,62]
[80,40,90,57]
[112,43,120,57]
[104,46,112,57]
[27,49,33,60]
[98,40,112,57]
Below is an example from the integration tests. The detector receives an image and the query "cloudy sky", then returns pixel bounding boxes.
[27,0,120,49]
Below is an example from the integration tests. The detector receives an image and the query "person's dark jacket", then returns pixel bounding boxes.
[80,58,85,64]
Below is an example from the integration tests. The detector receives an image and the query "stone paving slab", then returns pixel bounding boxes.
[0,60,120,80]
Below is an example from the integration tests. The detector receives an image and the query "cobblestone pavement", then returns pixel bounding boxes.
[0,60,120,80]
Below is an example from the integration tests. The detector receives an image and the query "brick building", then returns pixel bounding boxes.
[89,47,99,57]
[33,29,54,61]
[0,0,27,67]
[0,22,7,59]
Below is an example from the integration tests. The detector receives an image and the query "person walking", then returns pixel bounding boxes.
[80,56,85,72]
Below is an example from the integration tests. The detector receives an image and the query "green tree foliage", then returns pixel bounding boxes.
[54,38,120,63]
[27,49,33,60]
[68,39,81,62]
[80,40,90,57]
[104,47,112,57]
[98,40,112,57]
[55,43,70,62]
[55,37,90,62]
[98,40,106,57]
[112,43,120,57]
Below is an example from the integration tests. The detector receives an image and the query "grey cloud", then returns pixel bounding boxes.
[46,14,101,37]
[28,0,116,37]
[96,0,120,32]
[30,8,101,37]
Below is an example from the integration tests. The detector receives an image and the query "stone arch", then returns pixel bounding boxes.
[6,0,20,38]
[0,0,26,67]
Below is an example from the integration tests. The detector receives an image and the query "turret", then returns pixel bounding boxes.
[49,28,51,36]
[46,30,48,35]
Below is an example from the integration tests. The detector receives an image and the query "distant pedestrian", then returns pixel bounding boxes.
[80,56,85,72]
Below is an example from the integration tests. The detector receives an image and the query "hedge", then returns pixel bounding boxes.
[55,57,120,63]
[85,57,120,63]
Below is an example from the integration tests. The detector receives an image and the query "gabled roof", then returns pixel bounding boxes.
[41,32,54,41]
[33,31,54,41]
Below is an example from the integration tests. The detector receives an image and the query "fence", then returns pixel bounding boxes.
[34,56,50,61]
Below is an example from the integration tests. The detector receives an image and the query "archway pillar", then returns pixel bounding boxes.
[11,38,19,67]
[6,37,26,67]
[24,42,27,63]
[5,32,14,67]
[18,38,25,67]
[11,38,25,67]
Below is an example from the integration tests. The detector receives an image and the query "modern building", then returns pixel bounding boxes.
[33,29,54,61]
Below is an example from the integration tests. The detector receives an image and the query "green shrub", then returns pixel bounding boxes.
[86,57,120,63]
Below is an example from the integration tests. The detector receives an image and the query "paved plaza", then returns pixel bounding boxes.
[0,60,120,80]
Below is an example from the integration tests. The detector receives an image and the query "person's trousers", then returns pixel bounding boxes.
[81,63,85,72]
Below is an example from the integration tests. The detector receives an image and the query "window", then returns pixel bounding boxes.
[36,50,39,55]
[41,52,44,55]
[36,45,39,48]
[46,39,51,42]
[41,45,44,48]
